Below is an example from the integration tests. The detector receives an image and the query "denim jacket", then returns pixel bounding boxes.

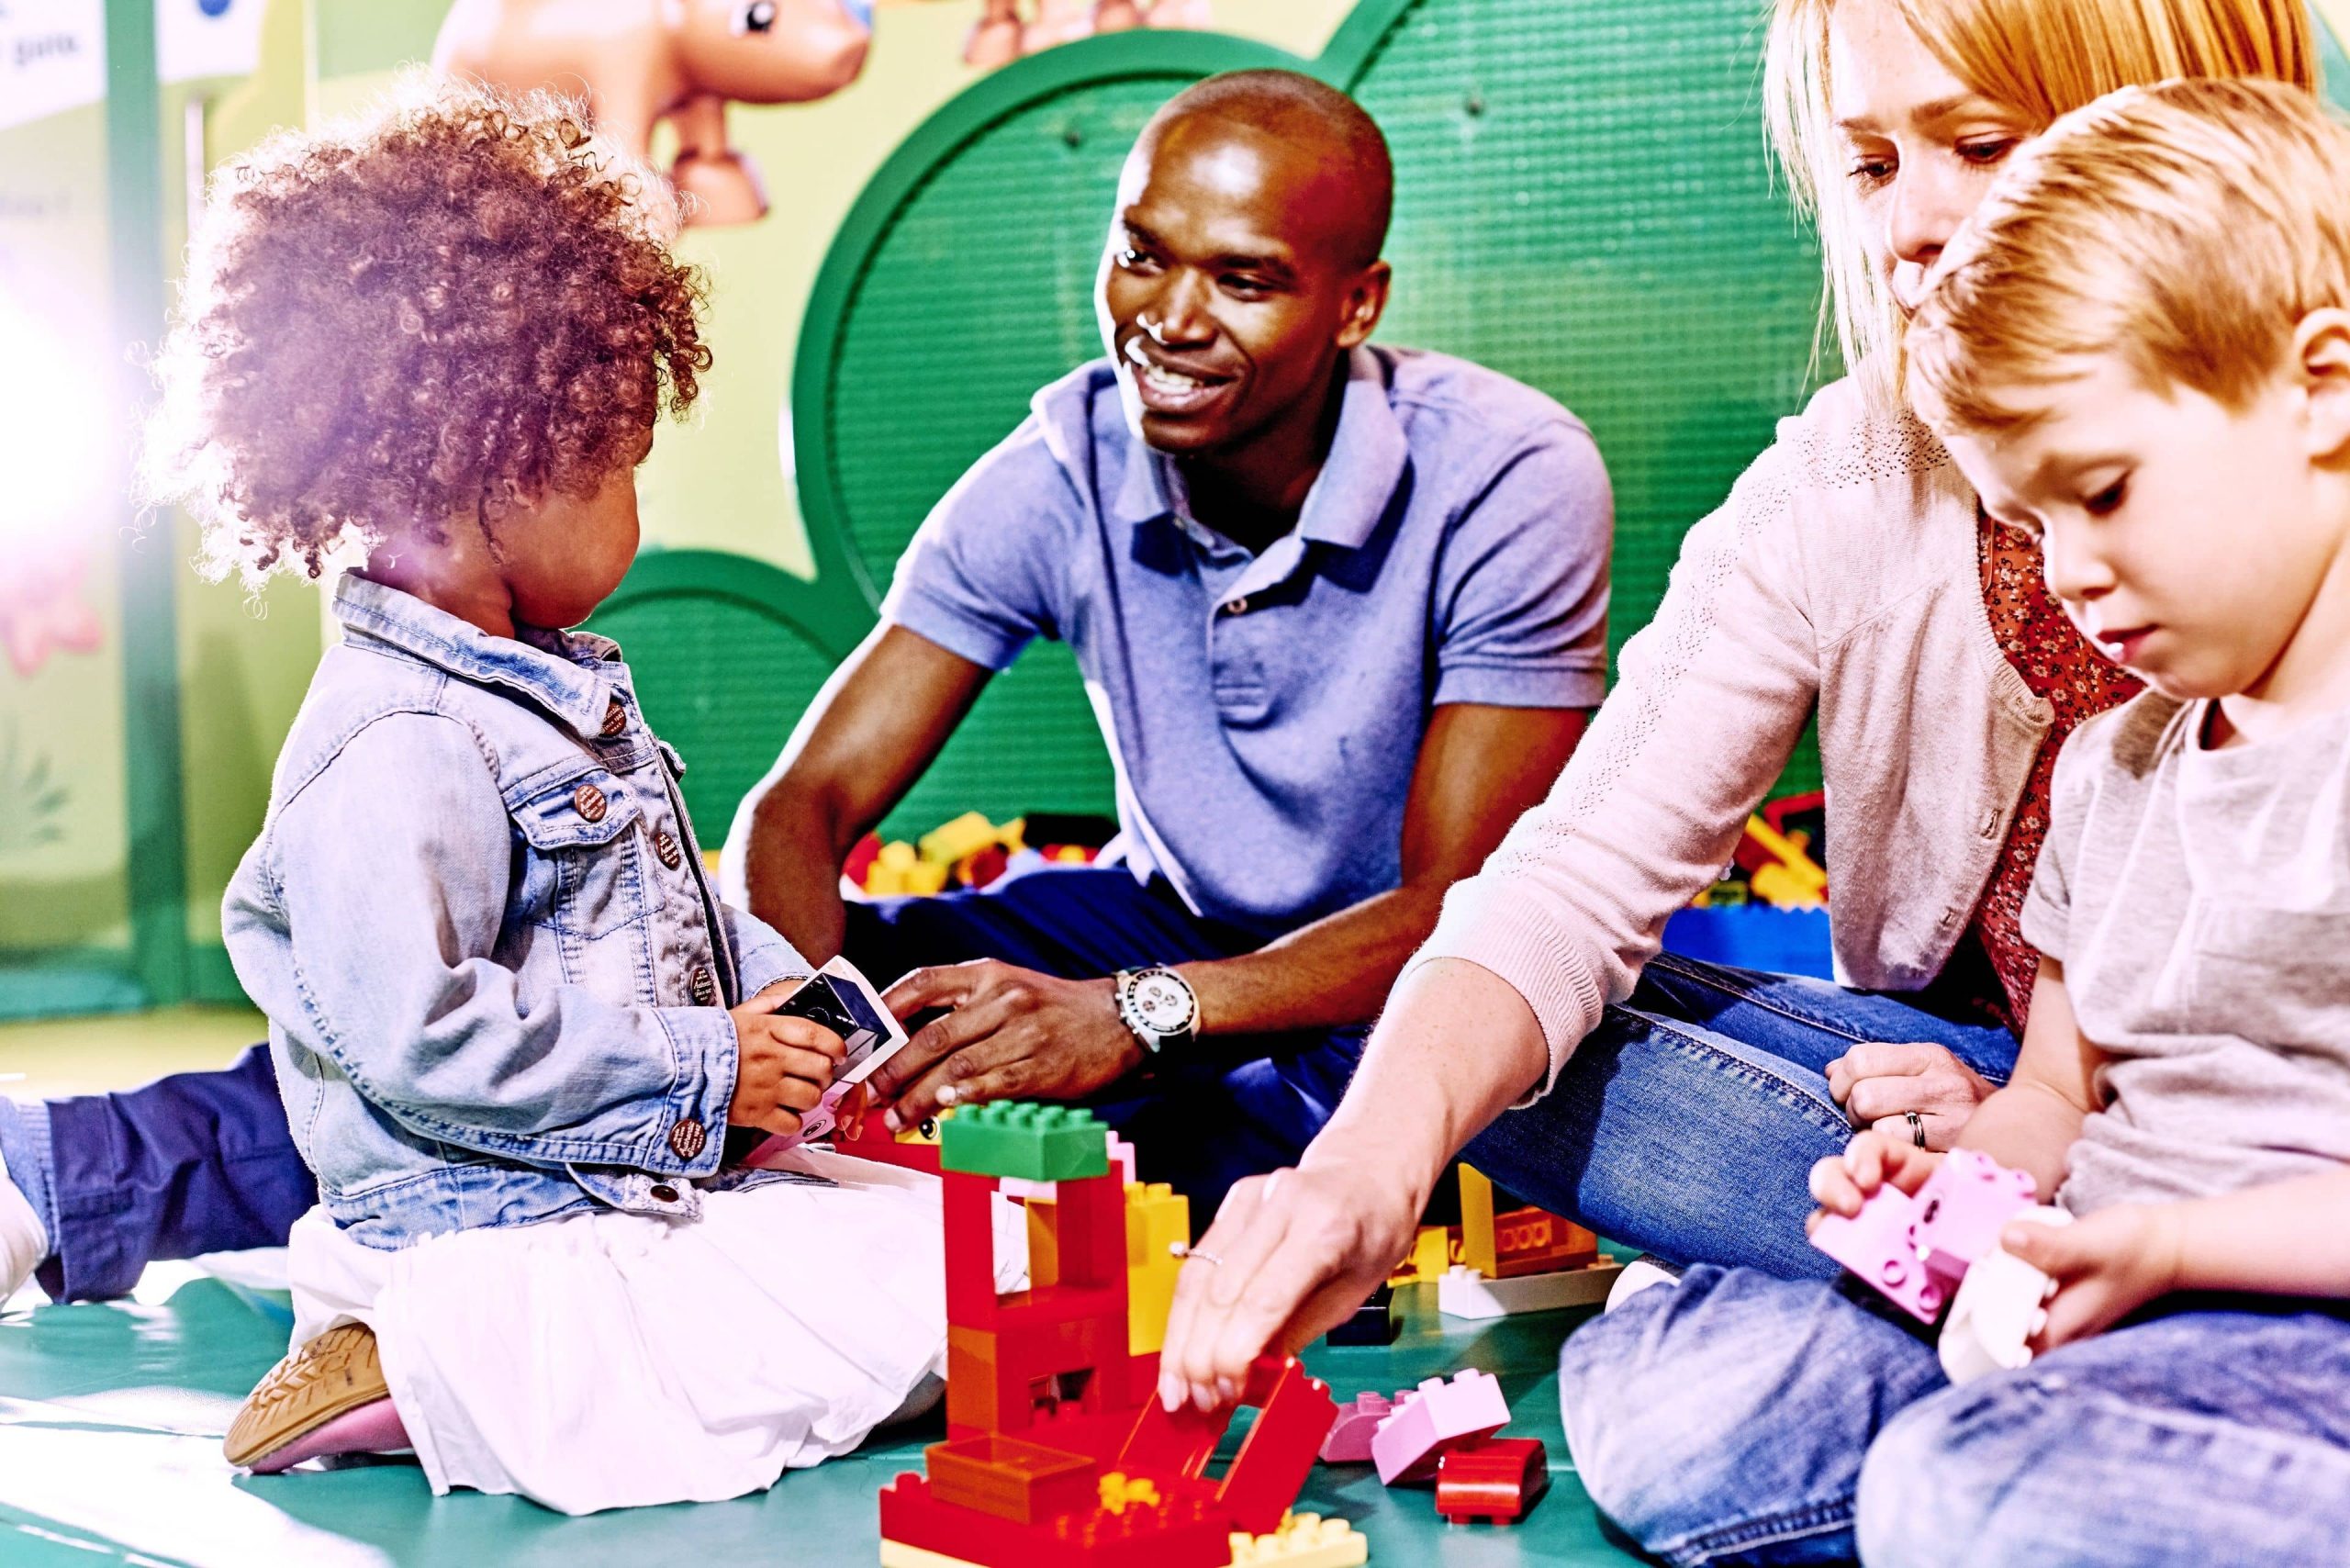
[224,575,812,1249]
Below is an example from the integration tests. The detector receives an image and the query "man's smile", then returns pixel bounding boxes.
[1123,335,1238,417]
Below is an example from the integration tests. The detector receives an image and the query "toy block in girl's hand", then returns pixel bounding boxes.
[1811,1149,2040,1324]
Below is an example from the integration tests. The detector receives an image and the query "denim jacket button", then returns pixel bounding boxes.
[655,830,683,870]
[667,1119,707,1160]
[690,966,717,1006]
[573,782,609,823]
[649,1183,680,1204]
[600,698,627,737]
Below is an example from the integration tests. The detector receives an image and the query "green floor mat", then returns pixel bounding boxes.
[0,1264,1639,1566]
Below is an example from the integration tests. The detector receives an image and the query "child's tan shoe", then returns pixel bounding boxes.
[224,1322,388,1470]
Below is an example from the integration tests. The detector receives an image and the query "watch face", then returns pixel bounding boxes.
[1131,970,1196,1033]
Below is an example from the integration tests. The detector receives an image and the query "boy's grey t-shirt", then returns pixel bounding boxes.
[2022,691,2350,1215]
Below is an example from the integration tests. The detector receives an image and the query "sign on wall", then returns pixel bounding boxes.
[0,0,106,132]
[158,0,263,84]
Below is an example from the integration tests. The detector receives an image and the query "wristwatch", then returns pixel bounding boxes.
[1114,966,1199,1055]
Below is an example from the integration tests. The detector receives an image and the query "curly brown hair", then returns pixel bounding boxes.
[148,78,710,586]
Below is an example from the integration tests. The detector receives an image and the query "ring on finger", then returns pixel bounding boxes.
[1169,1241,1222,1267]
[1905,1109,1927,1149]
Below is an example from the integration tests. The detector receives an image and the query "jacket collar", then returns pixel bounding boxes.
[332,574,623,739]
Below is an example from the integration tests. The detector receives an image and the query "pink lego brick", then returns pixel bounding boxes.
[1317,1392,1398,1464]
[1810,1151,2039,1325]
[1808,1184,1947,1324]
[1370,1370,1509,1485]
[1908,1150,2037,1285]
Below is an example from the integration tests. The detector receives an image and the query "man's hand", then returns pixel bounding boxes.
[1805,1127,1944,1235]
[867,959,1144,1126]
[2002,1203,2184,1351]
[1156,1151,1422,1412]
[726,989,849,1137]
[1827,1042,1998,1151]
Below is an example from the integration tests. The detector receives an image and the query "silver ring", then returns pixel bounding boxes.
[1906,1110,1927,1149]
[1169,1241,1221,1267]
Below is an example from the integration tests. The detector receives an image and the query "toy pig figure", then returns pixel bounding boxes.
[433,0,873,227]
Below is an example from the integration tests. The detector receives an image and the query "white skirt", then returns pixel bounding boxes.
[286,1148,1026,1515]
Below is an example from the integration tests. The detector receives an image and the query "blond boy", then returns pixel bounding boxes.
[1550,77,2350,1568]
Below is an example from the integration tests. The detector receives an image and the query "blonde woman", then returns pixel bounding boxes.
[1158,0,2316,1403]
[1566,76,2350,1565]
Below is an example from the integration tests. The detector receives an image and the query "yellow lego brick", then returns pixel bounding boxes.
[1227,1511,1370,1568]
[879,1541,985,1568]
[919,811,1003,867]
[1125,1181,1188,1356]
[1459,1164,1498,1282]
[1026,1197,1060,1289]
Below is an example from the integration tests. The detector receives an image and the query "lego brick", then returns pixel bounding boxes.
[946,1318,1125,1438]
[941,1103,1111,1182]
[1493,1208,1600,1278]
[879,1472,1233,1568]
[1436,1437,1551,1525]
[1226,1511,1370,1567]
[833,1104,944,1172]
[1909,1150,2038,1285]
[879,1541,985,1568]
[1939,1205,2069,1384]
[1457,1164,1499,1280]
[1317,1392,1399,1463]
[1125,1182,1188,1358]
[925,1435,1101,1525]
[1813,1151,2041,1326]
[1808,1184,1948,1324]
[1322,1283,1399,1347]
[1436,1260,1622,1320]
[1117,1356,1338,1537]
[1371,1370,1510,1485]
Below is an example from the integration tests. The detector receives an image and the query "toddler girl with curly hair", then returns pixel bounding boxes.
[146,80,1021,1515]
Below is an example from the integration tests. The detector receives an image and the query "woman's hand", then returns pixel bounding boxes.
[1805,1128,1943,1235]
[2003,1203,2184,1351]
[1827,1041,1998,1150]
[1156,1148,1424,1413]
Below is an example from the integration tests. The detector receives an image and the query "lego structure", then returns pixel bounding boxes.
[1436,1165,1621,1320]
[852,1102,1355,1568]
[1810,1149,2040,1325]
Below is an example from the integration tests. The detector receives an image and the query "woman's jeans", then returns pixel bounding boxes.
[1560,1264,2350,1566]
[1466,952,2019,1280]
[17,948,2017,1300]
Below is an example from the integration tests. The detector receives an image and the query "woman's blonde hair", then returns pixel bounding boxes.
[1908,76,2350,431]
[1764,0,2318,384]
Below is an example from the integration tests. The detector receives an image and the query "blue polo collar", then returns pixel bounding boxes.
[1109,346,1408,554]
[332,573,624,740]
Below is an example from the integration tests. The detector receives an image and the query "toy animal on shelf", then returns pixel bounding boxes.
[432,0,873,227]
[964,0,1214,70]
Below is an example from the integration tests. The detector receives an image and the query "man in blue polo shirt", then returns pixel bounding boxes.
[730,69,1610,1214]
[0,69,1606,1303]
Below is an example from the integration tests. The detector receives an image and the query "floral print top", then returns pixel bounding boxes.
[1964,510,2143,1032]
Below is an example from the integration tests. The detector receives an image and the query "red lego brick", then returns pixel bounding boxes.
[1117,1356,1339,1537]
[1435,1436,1551,1525]
[878,1473,1234,1568]
[1492,1207,1601,1277]
[830,1104,945,1172]
[924,1434,1101,1525]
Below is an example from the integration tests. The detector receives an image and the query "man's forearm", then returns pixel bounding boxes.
[1175,883,1446,1036]
[740,783,856,966]
[1299,958,1551,1207]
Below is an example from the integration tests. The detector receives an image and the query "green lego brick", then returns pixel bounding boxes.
[936,1102,1111,1182]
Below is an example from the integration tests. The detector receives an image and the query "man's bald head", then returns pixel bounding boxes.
[1137,70,1393,270]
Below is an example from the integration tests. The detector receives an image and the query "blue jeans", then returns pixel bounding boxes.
[1465,953,2019,1279]
[25,867,1360,1297]
[1560,1265,2350,1566]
